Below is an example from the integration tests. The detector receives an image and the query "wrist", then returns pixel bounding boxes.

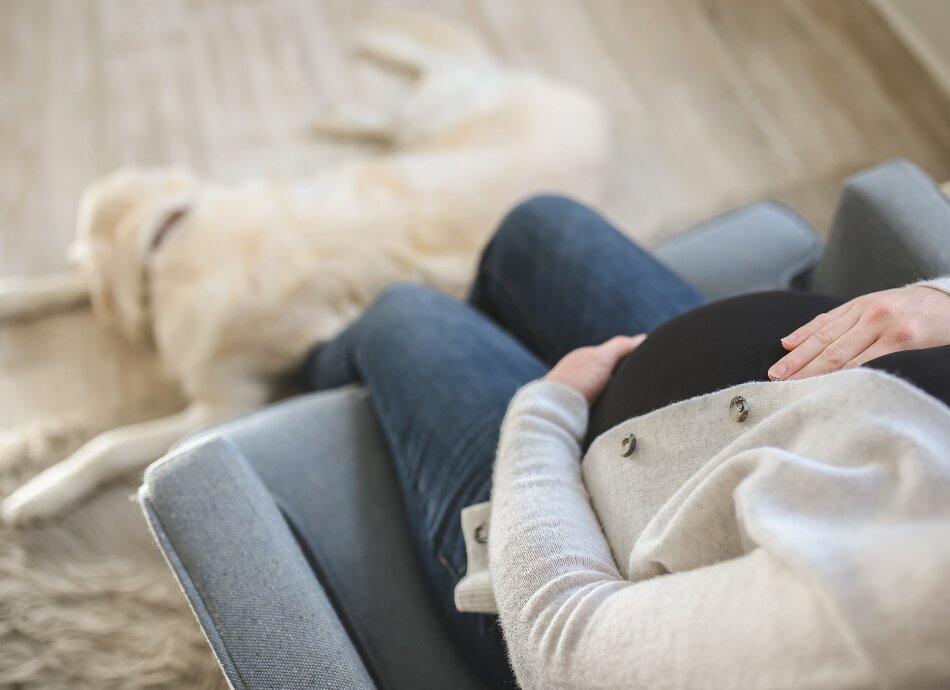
[907,276,950,301]
[507,379,590,441]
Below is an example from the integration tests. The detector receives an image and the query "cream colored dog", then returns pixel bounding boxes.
[0,13,608,525]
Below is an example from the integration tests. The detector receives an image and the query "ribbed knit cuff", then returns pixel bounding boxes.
[906,276,950,299]
[506,379,590,442]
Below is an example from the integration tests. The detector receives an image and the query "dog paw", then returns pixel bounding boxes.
[2,486,54,527]
[1,489,44,526]
[1,464,85,527]
[311,104,395,143]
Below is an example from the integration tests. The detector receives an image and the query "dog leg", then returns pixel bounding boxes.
[314,13,494,144]
[354,11,491,74]
[0,402,249,526]
[312,103,397,144]
[0,270,88,322]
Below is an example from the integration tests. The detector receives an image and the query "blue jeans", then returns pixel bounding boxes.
[300,195,705,686]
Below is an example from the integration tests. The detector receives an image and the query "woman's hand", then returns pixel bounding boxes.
[768,285,950,381]
[545,334,647,403]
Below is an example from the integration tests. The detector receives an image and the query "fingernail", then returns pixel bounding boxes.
[781,335,796,345]
[768,363,787,380]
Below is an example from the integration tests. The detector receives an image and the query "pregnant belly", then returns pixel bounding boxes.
[585,290,844,450]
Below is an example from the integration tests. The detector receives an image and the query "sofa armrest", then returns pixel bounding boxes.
[652,201,822,302]
[808,159,950,299]
[173,387,487,690]
[139,436,375,690]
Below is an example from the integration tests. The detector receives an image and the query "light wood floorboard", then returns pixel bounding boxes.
[4,0,950,431]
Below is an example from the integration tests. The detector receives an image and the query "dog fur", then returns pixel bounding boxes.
[0,12,608,525]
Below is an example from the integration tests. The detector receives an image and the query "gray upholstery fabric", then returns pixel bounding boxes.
[809,159,950,299]
[164,386,486,690]
[140,435,375,690]
[652,201,822,301]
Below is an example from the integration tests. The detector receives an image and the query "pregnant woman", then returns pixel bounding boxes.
[301,196,950,689]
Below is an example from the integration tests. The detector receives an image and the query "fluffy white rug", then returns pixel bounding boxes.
[0,415,225,689]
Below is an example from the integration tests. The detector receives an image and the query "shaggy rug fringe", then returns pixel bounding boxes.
[0,414,225,689]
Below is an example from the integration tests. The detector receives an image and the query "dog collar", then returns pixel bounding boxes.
[149,205,191,254]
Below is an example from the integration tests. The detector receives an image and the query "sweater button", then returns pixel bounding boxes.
[474,523,488,544]
[620,433,637,456]
[730,396,750,422]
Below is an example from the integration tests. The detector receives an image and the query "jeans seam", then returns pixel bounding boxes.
[429,412,497,579]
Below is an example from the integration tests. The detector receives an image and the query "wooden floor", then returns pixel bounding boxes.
[2,0,950,686]
[4,0,950,430]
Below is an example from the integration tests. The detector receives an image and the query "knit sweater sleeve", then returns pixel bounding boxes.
[488,380,869,690]
[906,274,950,298]
[487,379,608,690]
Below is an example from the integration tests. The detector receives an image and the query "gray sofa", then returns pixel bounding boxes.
[139,159,950,690]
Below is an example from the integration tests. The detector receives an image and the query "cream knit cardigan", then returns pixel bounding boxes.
[454,277,950,690]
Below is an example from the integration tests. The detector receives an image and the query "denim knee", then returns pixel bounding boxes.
[364,282,454,331]
[484,194,592,268]
[376,281,449,304]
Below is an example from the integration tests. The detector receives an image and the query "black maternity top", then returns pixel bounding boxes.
[585,290,950,451]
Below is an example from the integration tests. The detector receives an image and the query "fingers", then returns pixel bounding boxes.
[843,339,904,369]
[786,319,880,380]
[769,309,866,380]
[545,334,649,403]
[780,302,852,350]
[599,334,647,361]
